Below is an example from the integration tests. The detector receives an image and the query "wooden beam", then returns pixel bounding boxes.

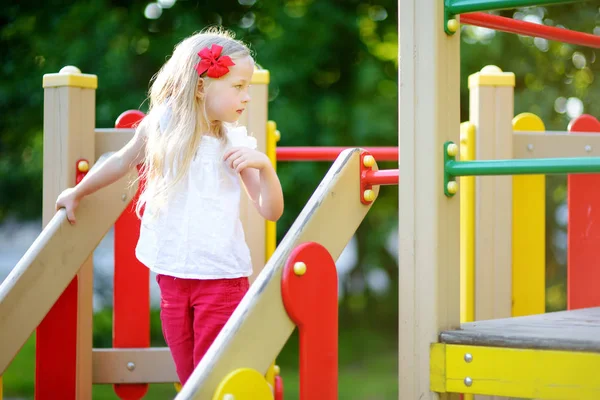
[92,348,177,384]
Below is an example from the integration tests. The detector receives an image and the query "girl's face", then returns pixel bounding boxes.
[204,55,254,124]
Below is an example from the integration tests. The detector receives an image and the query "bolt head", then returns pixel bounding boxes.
[363,189,376,202]
[447,143,458,157]
[126,362,135,371]
[447,19,459,33]
[293,262,307,276]
[464,353,473,363]
[447,181,458,195]
[585,145,592,152]
[464,377,473,387]
[363,155,375,168]
[77,160,89,172]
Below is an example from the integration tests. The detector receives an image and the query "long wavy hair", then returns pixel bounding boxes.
[135,27,252,218]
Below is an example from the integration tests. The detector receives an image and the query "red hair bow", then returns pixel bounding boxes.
[195,44,235,78]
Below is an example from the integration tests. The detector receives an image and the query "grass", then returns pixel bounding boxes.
[3,314,398,400]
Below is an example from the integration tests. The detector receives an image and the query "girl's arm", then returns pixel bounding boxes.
[56,124,147,224]
[224,148,284,221]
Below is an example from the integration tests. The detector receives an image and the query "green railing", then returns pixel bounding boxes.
[444,0,584,34]
[443,142,600,196]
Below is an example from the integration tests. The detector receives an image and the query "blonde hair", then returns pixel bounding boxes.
[135,27,252,218]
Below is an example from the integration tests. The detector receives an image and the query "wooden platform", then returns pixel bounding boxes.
[440,307,600,353]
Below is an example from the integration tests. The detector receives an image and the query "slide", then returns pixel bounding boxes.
[0,154,139,373]
[176,148,379,399]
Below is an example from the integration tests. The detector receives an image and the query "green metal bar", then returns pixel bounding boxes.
[447,0,581,15]
[446,157,600,177]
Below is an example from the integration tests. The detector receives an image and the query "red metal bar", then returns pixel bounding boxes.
[276,147,398,161]
[461,12,600,49]
[364,169,399,185]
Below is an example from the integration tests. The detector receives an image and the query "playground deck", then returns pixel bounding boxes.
[440,307,600,352]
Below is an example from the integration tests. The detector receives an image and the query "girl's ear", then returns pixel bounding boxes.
[196,78,205,101]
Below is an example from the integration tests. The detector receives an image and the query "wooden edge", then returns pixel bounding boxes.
[513,131,600,159]
[177,149,378,399]
[95,129,134,161]
[92,348,177,384]
[0,154,139,373]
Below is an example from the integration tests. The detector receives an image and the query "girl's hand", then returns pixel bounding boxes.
[55,187,81,225]
[223,147,270,173]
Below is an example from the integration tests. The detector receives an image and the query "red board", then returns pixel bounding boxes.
[113,110,150,399]
[567,114,600,310]
[281,242,338,400]
[35,278,78,400]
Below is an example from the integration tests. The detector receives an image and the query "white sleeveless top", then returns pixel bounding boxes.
[135,123,257,280]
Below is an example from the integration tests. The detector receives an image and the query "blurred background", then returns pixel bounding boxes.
[0,1,599,398]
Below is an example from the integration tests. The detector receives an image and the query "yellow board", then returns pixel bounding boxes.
[212,368,274,400]
[459,122,475,324]
[431,343,600,399]
[512,113,546,317]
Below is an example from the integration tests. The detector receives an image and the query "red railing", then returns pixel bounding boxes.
[461,12,600,49]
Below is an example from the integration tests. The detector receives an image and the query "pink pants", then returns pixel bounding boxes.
[156,274,249,385]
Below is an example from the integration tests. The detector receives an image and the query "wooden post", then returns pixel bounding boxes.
[38,66,97,399]
[398,1,461,398]
[468,66,515,321]
[238,68,270,283]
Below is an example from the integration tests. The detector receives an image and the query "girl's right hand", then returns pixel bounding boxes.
[55,187,80,225]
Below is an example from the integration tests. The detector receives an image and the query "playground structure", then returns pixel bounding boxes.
[1,0,600,399]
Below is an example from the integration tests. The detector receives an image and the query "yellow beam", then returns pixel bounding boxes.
[512,113,546,316]
[459,122,475,324]
[431,343,600,399]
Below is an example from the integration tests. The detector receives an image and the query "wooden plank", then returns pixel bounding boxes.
[0,156,138,374]
[95,129,134,161]
[440,307,600,352]
[398,0,461,399]
[513,130,600,159]
[176,149,378,399]
[92,348,177,384]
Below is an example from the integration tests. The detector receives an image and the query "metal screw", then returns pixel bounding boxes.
[464,377,473,387]
[223,395,235,400]
[121,194,127,201]
[126,362,135,371]
[585,145,592,153]
[527,144,534,151]
[464,353,473,363]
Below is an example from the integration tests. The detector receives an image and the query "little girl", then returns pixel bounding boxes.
[55,28,284,385]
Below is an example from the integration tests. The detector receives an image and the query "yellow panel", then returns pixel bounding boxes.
[0,375,3,400]
[429,343,447,392]
[512,113,546,317]
[251,69,270,85]
[459,122,476,324]
[468,65,515,89]
[212,368,274,400]
[445,344,600,399]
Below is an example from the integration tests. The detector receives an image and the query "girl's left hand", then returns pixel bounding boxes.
[223,147,270,173]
